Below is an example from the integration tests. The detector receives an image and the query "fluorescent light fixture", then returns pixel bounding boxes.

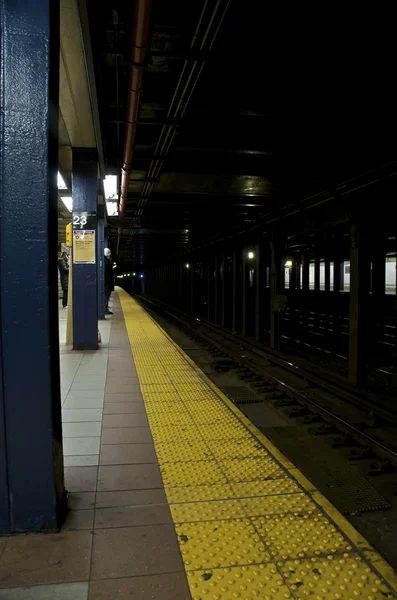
[104,175,118,199]
[106,201,118,217]
[57,172,67,190]
[285,260,293,267]
[61,196,73,212]
[247,251,254,259]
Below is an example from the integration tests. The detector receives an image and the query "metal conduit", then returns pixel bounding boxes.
[120,0,152,214]
[136,0,231,216]
[120,0,230,228]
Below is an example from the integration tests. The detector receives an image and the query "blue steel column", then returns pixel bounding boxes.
[97,205,105,320]
[0,0,66,531]
[72,148,98,350]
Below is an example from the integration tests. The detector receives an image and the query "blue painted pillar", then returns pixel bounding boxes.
[0,0,66,532]
[97,205,106,320]
[72,149,98,350]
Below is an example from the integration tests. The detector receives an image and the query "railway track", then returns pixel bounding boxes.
[135,293,397,467]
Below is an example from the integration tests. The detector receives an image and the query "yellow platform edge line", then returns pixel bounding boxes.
[117,288,397,592]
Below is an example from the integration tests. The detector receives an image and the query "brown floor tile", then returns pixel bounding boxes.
[68,492,96,510]
[0,531,92,588]
[98,464,163,491]
[105,379,140,388]
[63,509,95,530]
[106,384,141,395]
[101,427,153,445]
[95,504,172,528]
[106,369,137,379]
[89,572,191,600]
[102,414,149,428]
[95,489,167,508]
[103,402,146,415]
[100,443,157,465]
[105,393,143,403]
[65,466,98,492]
[107,360,135,367]
[90,525,184,579]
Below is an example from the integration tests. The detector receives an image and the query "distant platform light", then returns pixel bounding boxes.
[57,172,67,190]
[106,201,118,217]
[247,251,255,259]
[133,272,136,276]
[140,274,144,278]
[61,196,73,212]
[104,174,118,199]
[185,263,190,268]
[285,260,293,267]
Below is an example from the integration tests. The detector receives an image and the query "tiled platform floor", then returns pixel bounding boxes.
[0,294,190,600]
[0,290,396,599]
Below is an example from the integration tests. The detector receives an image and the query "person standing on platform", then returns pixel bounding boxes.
[58,252,69,308]
[104,247,114,316]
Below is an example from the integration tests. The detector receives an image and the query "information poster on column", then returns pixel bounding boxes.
[72,212,97,264]
[73,230,96,264]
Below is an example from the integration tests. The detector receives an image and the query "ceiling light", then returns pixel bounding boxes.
[104,175,118,199]
[61,196,72,212]
[106,201,118,217]
[247,251,254,259]
[57,172,67,190]
[285,260,293,267]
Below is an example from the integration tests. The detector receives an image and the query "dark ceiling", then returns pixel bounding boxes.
[87,0,397,270]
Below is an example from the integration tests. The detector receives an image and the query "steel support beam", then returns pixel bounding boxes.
[0,0,66,532]
[270,237,284,350]
[255,244,264,342]
[97,205,106,320]
[72,148,98,350]
[348,224,370,385]
[232,251,237,331]
[214,255,219,325]
[221,254,226,327]
[242,250,247,336]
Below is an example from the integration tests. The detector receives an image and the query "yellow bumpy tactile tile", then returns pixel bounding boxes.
[279,554,395,599]
[171,499,247,523]
[240,493,317,517]
[187,564,293,600]
[160,460,228,488]
[167,483,236,504]
[155,440,213,463]
[118,289,397,600]
[220,457,287,483]
[252,512,352,561]
[207,437,268,460]
[176,518,272,570]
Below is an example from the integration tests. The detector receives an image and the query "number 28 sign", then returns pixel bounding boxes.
[72,212,96,230]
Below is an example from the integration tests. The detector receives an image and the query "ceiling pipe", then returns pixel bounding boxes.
[120,0,152,214]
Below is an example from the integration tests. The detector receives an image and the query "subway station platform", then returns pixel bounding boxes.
[0,290,396,599]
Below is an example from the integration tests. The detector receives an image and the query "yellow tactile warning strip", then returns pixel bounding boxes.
[118,288,397,600]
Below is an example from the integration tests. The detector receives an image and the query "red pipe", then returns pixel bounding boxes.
[120,0,152,214]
